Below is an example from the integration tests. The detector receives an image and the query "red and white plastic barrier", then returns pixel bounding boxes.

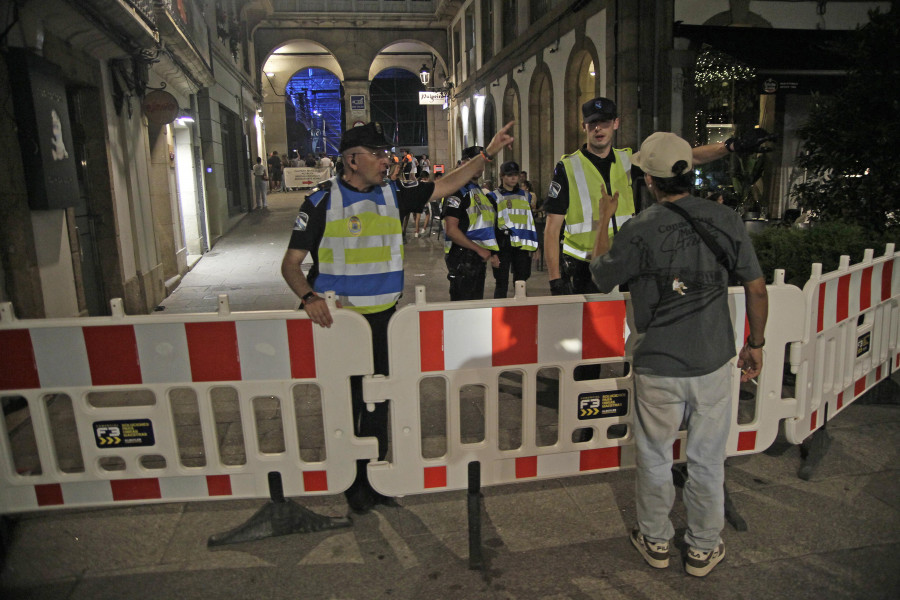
[2,246,896,514]
[0,296,376,514]
[785,245,900,444]
[365,275,804,497]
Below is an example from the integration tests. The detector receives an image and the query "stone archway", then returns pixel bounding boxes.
[564,43,600,151]
[260,40,343,156]
[502,82,521,166]
[528,64,554,204]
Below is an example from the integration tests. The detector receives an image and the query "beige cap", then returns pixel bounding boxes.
[632,132,693,178]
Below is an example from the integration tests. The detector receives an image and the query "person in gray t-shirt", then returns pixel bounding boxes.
[589,132,768,578]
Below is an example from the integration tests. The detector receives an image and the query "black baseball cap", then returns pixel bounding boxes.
[461,145,483,161]
[500,161,520,175]
[582,97,617,123]
[339,122,390,152]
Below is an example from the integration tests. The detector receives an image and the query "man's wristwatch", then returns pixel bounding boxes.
[301,291,318,307]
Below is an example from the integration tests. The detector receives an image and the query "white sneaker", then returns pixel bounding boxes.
[685,542,725,577]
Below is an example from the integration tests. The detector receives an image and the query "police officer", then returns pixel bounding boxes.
[488,161,538,298]
[281,121,514,513]
[544,97,775,295]
[442,145,502,301]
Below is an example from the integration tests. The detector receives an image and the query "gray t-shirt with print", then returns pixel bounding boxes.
[590,195,763,377]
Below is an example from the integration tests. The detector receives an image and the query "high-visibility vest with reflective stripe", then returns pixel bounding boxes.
[444,183,500,253]
[492,187,538,251]
[315,178,404,314]
[561,148,634,261]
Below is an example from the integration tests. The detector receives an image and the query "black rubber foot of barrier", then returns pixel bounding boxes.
[724,484,747,532]
[207,498,351,547]
[798,427,831,481]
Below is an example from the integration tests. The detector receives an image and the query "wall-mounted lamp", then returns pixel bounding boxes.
[419,64,431,86]
[175,108,195,125]
[265,71,275,77]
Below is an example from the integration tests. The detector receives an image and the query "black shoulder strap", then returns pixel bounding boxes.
[660,202,733,272]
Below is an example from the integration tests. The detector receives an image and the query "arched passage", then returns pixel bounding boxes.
[502,83,521,165]
[528,65,554,204]
[370,67,427,149]
[261,40,343,158]
[564,44,600,151]
[284,67,343,158]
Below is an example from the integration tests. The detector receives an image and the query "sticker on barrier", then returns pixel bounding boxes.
[0,299,377,514]
[785,246,900,445]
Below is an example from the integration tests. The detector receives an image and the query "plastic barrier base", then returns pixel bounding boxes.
[207,472,351,547]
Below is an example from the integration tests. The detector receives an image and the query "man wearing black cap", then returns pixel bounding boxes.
[486,160,539,298]
[442,145,503,300]
[281,120,514,513]
[543,97,775,295]
[589,132,768,577]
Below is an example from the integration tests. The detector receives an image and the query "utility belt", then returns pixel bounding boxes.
[446,245,486,279]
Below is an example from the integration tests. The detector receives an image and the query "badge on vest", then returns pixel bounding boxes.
[294,212,309,231]
[348,215,362,236]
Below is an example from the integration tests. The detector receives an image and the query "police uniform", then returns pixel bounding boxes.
[442,146,500,300]
[488,161,538,298]
[286,122,432,512]
[543,97,644,294]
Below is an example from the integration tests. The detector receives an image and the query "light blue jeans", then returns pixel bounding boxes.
[633,361,732,551]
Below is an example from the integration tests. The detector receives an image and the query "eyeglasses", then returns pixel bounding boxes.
[348,149,391,159]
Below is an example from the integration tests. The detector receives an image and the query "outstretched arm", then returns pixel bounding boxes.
[431,121,515,201]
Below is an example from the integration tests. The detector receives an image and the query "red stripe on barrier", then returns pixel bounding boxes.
[302,471,328,492]
[579,447,621,471]
[860,266,873,311]
[673,439,682,461]
[206,475,232,496]
[83,325,142,386]
[881,259,894,302]
[743,314,751,346]
[35,483,64,506]
[286,320,316,379]
[837,392,844,410]
[855,376,866,397]
[185,322,241,381]
[423,466,447,488]
[111,478,162,501]
[737,431,756,451]
[810,410,817,432]
[419,311,444,372]
[836,274,850,323]
[492,305,538,366]
[817,282,826,333]
[877,365,883,382]
[582,302,626,359]
[0,330,40,390]
[515,456,538,479]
